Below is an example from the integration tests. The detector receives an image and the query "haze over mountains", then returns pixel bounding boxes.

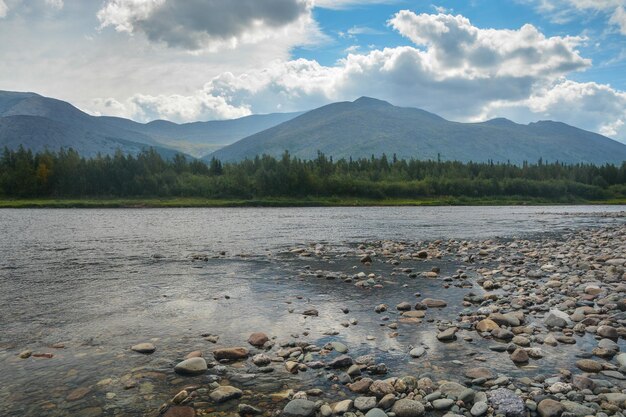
[2,90,626,165]
[0,91,300,158]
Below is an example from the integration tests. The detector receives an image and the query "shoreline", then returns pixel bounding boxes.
[1,197,626,208]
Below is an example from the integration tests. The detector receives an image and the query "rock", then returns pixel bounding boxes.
[560,401,595,417]
[283,400,317,417]
[19,350,32,359]
[510,348,529,364]
[439,382,466,399]
[471,402,488,417]
[402,311,425,319]
[239,404,263,416]
[476,319,499,333]
[375,304,387,313]
[378,394,396,410]
[131,343,156,354]
[464,367,495,380]
[213,347,249,361]
[616,353,626,367]
[511,335,530,347]
[423,298,447,308]
[330,342,348,353]
[164,406,196,417]
[303,309,319,316]
[185,350,203,359]
[391,399,425,417]
[67,387,91,401]
[252,353,271,366]
[285,361,299,373]
[369,380,395,398]
[248,333,269,347]
[575,359,602,373]
[365,409,388,417]
[174,358,208,376]
[396,302,412,311]
[544,310,571,328]
[354,397,377,412]
[172,390,189,404]
[210,386,242,403]
[349,378,373,393]
[409,347,426,358]
[537,399,564,417]
[432,399,455,410]
[328,354,353,368]
[361,254,373,263]
[332,400,353,414]
[437,327,458,341]
[596,325,618,340]
[488,388,525,417]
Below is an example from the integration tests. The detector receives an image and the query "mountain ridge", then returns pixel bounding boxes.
[209,96,626,165]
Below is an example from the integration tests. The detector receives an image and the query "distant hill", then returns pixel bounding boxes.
[210,97,626,165]
[0,91,301,158]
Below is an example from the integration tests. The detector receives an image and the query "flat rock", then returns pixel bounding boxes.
[464,367,495,380]
[488,388,525,417]
[131,343,155,354]
[354,397,377,412]
[210,385,242,403]
[437,327,457,341]
[213,347,249,361]
[423,298,447,308]
[575,359,602,373]
[174,358,208,376]
[537,399,564,417]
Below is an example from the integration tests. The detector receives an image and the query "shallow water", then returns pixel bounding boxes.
[0,206,625,417]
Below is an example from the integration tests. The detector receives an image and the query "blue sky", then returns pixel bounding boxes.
[1,0,625,142]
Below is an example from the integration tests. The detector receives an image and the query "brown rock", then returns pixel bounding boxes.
[422,298,447,308]
[67,387,91,401]
[476,319,499,333]
[247,332,269,347]
[576,359,603,373]
[213,347,249,361]
[164,406,196,417]
[348,378,373,393]
[537,399,564,417]
[510,348,529,364]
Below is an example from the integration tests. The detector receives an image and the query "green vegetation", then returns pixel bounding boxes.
[1,147,625,206]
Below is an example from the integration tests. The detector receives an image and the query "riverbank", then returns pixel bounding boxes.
[1,196,626,208]
[3,215,625,417]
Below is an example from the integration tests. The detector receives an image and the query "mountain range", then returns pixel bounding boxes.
[2,90,626,165]
[211,97,626,165]
[0,91,300,158]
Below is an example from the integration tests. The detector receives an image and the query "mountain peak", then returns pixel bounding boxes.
[352,96,392,107]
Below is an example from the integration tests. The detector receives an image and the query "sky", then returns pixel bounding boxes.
[1,0,626,143]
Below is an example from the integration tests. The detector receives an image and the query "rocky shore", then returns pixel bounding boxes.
[12,222,626,417]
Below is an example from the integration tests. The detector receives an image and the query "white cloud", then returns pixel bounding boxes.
[314,0,398,9]
[103,11,595,125]
[0,0,8,18]
[97,0,317,51]
[45,0,63,10]
[528,0,626,34]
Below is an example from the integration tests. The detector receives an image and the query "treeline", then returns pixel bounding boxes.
[1,147,626,200]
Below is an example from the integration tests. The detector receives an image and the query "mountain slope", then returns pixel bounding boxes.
[0,91,302,158]
[210,97,626,165]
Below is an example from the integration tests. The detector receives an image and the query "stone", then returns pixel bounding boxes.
[365,409,388,417]
[330,342,348,353]
[391,399,425,417]
[283,400,317,417]
[248,333,269,347]
[210,386,242,403]
[512,336,530,347]
[355,397,377,412]
[596,325,618,340]
[439,382,466,399]
[510,348,529,364]
[544,310,570,328]
[378,393,396,410]
[172,390,189,404]
[464,367,495,380]
[164,406,195,417]
[437,327,458,341]
[252,353,271,366]
[476,319,499,333]
[303,309,319,316]
[67,387,91,401]
[369,380,395,398]
[432,399,455,410]
[396,302,412,311]
[239,404,263,415]
[131,343,155,354]
[575,359,602,373]
[488,388,525,417]
[560,401,594,417]
[213,347,249,361]
[349,378,373,393]
[471,402,488,417]
[174,358,208,376]
[329,355,353,368]
[537,399,564,417]
[423,298,447,308]
[409,347,426,358]
[19,350,32,359]
[332,400,353,414]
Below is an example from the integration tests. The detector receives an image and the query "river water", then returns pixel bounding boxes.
[0,206,625,417]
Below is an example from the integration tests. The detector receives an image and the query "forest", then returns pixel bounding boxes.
[1,146,626,202]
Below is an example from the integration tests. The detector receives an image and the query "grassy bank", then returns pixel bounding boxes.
[1,196,625,208]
